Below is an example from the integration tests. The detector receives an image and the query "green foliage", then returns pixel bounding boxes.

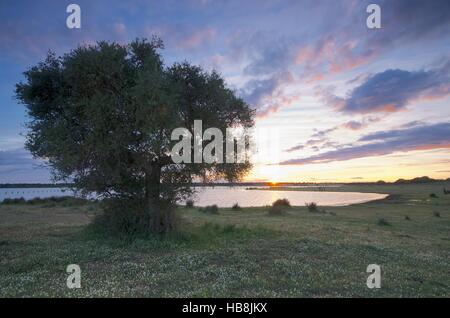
[305,202,319,212]
[95,198,177,234]
[429,193,438,198]
[1,197,26,204]
[433,211,441,218]
[231,203,241,211]
[199,205,219,214]
[377,218,391,226]
[185,199,194,208]
[272,198,291,207]
[268,205,285,216]
[15,37,254,233]
[1,196,88,206]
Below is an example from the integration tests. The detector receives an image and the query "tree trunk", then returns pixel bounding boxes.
[144,163,167,233]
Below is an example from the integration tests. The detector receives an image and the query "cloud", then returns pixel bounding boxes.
[177,27,216,49]
[311,127,339,139]
[241,31,294,77]
[324,63,450,114]
[240,71,300,117]
[294,0,450,83]
[280,122,450,165]
[145,24,217,50]
[0,148,51,183]
[343,120,364,130]
[114,22,126,36]
[285,137,344,153]
[343,117,381,130]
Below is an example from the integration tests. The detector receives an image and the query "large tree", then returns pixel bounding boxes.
[16,38,254,233]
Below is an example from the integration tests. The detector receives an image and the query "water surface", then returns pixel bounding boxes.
[188,186,387,207]
[0,186,388,207]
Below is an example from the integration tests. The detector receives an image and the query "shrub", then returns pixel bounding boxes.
[430,193,438,198]
[272,198,291,207]
[1,196,88,206]
[222,224,236,233]
[2,197,26,204]
[94,198,177,234]
[268,205,284,216]
[404,215,411,221]
[305,202,319,212]
[231,203,241,211]
[377,218,391,226]
[433,211,441,218]
[200,205,219,214]
[185,199,194,208]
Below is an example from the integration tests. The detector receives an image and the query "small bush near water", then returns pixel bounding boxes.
[94,198,178,235]
[268,205,285,216]
[267,198,291,215]
[272,198,291,207]
[2,197,26,204]
[185,199,194,208]
[231,203,242,211]
[305,202,318,212]
[199,204,219,214]
[1,196,88,206]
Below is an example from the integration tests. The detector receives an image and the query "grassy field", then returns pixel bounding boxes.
[0,183,449,297]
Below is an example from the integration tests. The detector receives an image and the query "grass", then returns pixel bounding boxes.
[0,183,449,297]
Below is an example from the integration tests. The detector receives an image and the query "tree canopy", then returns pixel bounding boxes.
[16,37,254,233]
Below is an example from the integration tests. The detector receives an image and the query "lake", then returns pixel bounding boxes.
[0,186,388,207]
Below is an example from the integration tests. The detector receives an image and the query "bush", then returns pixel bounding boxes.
[1,197,26,204]
[2,196,88,206]
[433,211,441,218]
[430,193,438,198]
[404,215,411,221]
[377,218,391,226]
[268,205,284,216]
[272,198,291,207]
[94,198,177,234]
[305,202,319,212]
[199,204,219,214]
[222,224,236,233]
[231,203,241,211]
[185,199,194,208]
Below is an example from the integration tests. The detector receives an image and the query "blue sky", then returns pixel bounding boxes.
[1,0,450,182]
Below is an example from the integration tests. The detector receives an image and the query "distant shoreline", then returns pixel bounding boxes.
[1,176,449,189]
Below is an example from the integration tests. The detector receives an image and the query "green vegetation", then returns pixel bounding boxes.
[2,196,89,206]
[305,202,319,212]
[16,38,254,234]
[185,200,195,208]
[0,183,449,297]
[198,205,219,214]
[272,198,291,207]
[231,203,242,211]
[377,218,391,226]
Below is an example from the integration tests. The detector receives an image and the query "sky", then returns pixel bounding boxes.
[0,0,449,183]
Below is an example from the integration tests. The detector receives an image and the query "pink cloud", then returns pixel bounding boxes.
[177,27,216,49]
